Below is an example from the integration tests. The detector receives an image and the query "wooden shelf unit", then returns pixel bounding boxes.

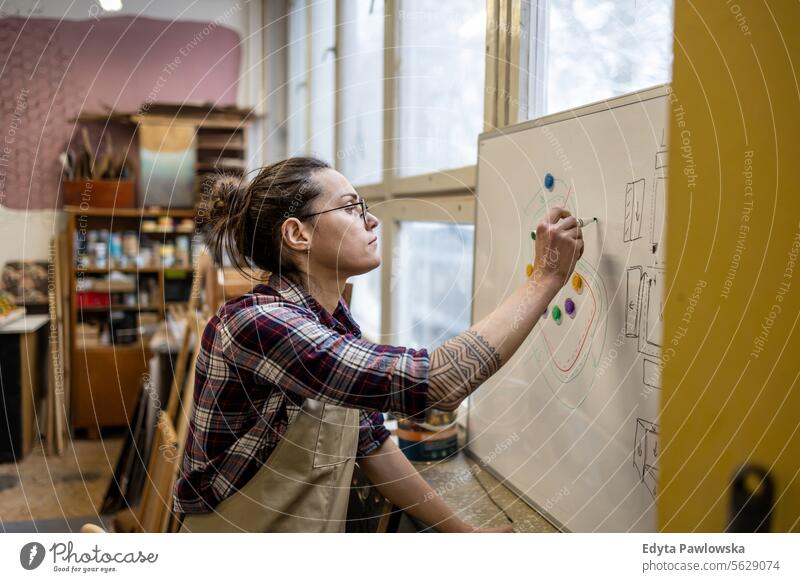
[195,125,248,196]
[65,207,197,436]
[73,105,254,208]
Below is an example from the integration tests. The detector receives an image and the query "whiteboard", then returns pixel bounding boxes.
[467,86,669,532]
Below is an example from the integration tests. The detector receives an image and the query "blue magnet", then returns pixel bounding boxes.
[544,173,555,190]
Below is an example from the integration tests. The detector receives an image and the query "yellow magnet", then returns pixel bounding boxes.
[526,263,534,277]
[572,273,583,291]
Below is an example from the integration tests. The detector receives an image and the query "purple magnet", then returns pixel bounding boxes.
[564,297,576,316]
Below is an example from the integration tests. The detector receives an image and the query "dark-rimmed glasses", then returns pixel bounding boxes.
[297,200,370,228]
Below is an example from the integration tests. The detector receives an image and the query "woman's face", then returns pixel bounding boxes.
[304,168,380,278]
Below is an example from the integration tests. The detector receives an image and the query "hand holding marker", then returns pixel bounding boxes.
[531,216,597,240]
[532,172,598,241]
[526,210,592,325]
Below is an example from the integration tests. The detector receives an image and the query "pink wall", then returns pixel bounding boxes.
[0,15,241,209]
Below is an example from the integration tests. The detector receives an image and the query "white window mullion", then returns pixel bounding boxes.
[383,0,397,198]
[265,0,289,163]
[380,0,397,340]
[334,0,343,169]
[484,0,500,131]
[287,0,309,156]
[305,3,313,155]
[528,0,549,119]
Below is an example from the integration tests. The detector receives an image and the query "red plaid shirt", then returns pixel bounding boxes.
[173,274,430,514]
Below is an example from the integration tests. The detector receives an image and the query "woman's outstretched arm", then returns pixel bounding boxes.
[427,207,583,411]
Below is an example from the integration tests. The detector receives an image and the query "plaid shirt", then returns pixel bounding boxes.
[173,274,430,514]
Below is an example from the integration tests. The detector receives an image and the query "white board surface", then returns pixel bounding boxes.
[467,86,669,532]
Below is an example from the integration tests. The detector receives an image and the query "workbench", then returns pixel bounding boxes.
[412,446,559,533]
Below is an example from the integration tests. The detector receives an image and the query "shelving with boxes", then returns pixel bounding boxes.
[65,207,197,437]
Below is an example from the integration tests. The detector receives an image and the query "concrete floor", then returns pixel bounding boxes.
[0,437,123,530]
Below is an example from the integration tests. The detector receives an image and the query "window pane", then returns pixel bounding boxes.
[339,0,384,185]
[287,0,308,155]
[396,1,486,177]
[310,0,335,163]
[348,263,382,342]
[392,221,475,349]
[527,0,673,117]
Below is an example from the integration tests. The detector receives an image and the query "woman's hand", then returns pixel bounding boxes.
[425,206,586,412]
[532,206,584,288]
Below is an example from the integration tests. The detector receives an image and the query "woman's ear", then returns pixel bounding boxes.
[281,218,313,253]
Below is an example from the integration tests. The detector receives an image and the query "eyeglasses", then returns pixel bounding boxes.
[297,200,370,228]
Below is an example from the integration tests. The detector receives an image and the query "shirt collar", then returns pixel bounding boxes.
[257,273,361,336]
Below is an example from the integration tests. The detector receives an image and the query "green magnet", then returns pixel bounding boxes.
[552,305,562,322]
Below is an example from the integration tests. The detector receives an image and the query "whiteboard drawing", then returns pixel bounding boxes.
[637,267,664,358]
[623,130,667,264]
[650,131,668,264]
[625,265,664,358]
[642,358,661,390]
[623,179,646,242]
[625,266,643,338]
[633,418,659,498]
[469,85,669,532]
[523,176,608,404]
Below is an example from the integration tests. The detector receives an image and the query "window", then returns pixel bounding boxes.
[392,221,475,349]
[395,0,486,177]
[524,0,673,117]
[348,263,382,342]
[270,5,482,357]
[287,0,308,155]
[310,0,335,162]
[338,0,384,185]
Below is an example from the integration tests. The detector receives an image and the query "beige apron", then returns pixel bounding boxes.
[180,398,360,533]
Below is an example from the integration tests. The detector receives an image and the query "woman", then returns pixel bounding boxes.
[174,157,583,533]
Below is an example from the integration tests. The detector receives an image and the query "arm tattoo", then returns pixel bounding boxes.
[427,330,502,411]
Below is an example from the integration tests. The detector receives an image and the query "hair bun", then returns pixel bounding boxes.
[196,174,242,232]
[204,174,244,224]
[201,157,330,279]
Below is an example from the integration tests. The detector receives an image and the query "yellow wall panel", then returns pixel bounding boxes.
[662,1,799,531]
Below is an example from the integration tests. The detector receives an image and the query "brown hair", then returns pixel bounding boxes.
[200,157,331,283]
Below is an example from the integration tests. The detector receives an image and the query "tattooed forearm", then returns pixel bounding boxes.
[427,330,503,411]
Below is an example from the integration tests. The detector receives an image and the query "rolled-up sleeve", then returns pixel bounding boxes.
[356,409,391,459]
[219,303,430,419]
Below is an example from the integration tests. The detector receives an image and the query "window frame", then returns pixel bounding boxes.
[266,0,496,340]
[377,196,476,344]
[512,0,674,121]
[277,0,496,195]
